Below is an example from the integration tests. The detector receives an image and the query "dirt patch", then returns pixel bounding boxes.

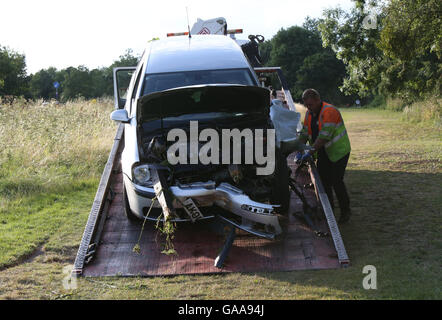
[350,128,371,133]
[377,152,410,158]
[16,278,39,285]
[396,159,440,166]
[0,244,46,271]
[42,253,74,264]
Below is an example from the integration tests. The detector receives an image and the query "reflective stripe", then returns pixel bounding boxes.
[322,122,343,128]
[319,104,337,128]
[325,129,347,148]
[322,105,335,113]
[319,130,332,137]
[305,104,348,156]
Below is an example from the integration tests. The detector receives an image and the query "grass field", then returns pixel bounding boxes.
[0,101,440,299]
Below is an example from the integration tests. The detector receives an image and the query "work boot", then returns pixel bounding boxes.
[338,208,352,224]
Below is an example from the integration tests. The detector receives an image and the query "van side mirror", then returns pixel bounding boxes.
[110,109,130,123]
[113,67,136,109]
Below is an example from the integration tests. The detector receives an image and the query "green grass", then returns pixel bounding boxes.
[0,103,441,299]
[0,98,116,270]
[0,180,97,269]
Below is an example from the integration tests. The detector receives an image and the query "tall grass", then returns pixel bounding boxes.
[363,95,441,127]
[0,98,116,199]
[402,97,442,127]
[385,97,408,112]
[0,98,117,268]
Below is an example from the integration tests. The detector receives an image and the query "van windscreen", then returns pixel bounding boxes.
[142,68,255,96]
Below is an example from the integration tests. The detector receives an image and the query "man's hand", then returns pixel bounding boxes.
[312,138,327,153]
[281,138,308,155]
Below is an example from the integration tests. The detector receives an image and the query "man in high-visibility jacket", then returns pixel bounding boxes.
[298,89,352,223]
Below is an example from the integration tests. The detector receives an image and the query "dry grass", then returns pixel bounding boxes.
[0,98,116,269]
[0,98,115,198]
[402,98,441,127]
[385,97,407,112]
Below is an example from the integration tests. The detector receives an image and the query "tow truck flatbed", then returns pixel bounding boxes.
[72,125,348,277]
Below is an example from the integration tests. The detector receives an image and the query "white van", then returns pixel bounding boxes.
[110,35,290,239]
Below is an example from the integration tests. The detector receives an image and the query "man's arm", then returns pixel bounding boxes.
[308,107,341,154]
[308,138,328,155]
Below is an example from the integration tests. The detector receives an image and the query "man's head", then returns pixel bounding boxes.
[302,89,322,115]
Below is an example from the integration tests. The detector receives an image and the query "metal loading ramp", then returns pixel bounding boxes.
[73,126,348,277]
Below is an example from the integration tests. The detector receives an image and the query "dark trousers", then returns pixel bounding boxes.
[317,151,350,211]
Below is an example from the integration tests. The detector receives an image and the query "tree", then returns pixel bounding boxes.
[259,40,272,66]
[378,0,441,100]
[318,0,441,102]
[302,16,322,36]
[262,21,349,104]
[269,26,324,88]
[318,0,385,98]
[0,45,29,97]
[102,49,140,96]
[89,68,108,98]
[59,66,94,101]
[295,49,348,104]
[29,67,57,100]
[54,49,139,101]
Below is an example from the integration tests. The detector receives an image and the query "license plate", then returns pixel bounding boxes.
[182,198,204,222]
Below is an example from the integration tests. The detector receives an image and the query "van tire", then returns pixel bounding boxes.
[123,185,139,221]
[271,151,290,214]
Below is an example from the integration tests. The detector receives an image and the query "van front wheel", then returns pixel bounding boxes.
[123,185,139,221]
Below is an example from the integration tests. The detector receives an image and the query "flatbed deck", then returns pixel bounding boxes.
[72,125,348,277]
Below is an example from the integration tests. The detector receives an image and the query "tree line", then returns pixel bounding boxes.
[260,0,440,105]
[319,0,440,104]
[0,48,139,102]
[1,0,440,106]
[259,17,351,105]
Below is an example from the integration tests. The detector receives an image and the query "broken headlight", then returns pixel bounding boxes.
[132,164,152,186]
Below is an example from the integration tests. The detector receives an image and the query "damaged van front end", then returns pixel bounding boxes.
[121,85,290,239]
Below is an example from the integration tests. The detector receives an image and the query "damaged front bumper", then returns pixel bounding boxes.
[124,175,282,239]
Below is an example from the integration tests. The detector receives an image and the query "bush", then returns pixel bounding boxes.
[385,97,408,111]
[365,95,386,109]
[402,97,441,127]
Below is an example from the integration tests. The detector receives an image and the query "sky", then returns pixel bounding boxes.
[0,0,354,75]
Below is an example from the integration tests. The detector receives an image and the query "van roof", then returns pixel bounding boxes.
[144,35,250,74]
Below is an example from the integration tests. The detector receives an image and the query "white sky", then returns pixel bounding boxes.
[0,0,353,75]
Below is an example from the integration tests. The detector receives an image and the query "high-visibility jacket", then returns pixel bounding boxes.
[300,101,351,162]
